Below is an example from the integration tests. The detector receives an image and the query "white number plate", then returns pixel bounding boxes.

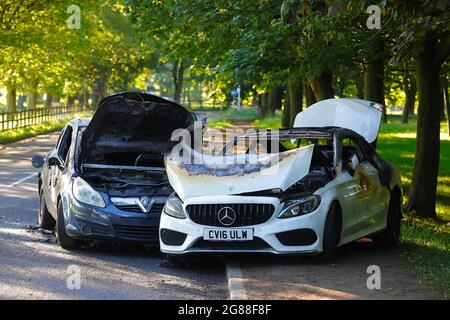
[203,228,254,241]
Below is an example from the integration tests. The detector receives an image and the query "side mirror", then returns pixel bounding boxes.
[48,156,62,168]
[347,154,359,176]
[31,155,45,169]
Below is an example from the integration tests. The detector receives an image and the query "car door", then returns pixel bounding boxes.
[335,137,372,243]
[355,138,390,233]
[340,137,388,241]
[47,125,73,214]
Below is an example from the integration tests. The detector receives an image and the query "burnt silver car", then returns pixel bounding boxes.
[32,92,195,249]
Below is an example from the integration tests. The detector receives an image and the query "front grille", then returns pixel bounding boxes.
[186,203,275,227]
[115,203,164,214]
[113,224,159,241]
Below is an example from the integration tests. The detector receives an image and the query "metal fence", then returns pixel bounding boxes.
[0,106,79,131]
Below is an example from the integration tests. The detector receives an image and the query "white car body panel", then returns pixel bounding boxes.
[165,144,314,201]
[294,98,383,143]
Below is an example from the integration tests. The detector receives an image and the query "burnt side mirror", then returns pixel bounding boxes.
[48,156,62,168]
[31,155,45,169]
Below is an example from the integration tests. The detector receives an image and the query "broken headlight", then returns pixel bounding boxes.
[72,177,106,208]
[163,196,186,219]
[278,195,321,219]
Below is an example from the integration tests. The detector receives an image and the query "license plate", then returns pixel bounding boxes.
[203,228,253,241]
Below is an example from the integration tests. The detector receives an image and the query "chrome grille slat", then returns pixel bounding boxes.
[186,203,274,227]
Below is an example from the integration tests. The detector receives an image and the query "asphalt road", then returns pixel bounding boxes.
[0,130,442,300]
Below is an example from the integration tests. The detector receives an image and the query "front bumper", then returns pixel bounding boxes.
[62,191,165,246]
[159,195,327,255]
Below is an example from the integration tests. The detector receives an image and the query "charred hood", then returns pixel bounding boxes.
[80,92,195,164]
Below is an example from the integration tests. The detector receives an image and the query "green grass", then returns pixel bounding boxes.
[206,107,258,128]
[401,215,450,298]
[0,112,92,145]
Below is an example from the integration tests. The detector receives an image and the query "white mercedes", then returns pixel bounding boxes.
[159,99,402,260]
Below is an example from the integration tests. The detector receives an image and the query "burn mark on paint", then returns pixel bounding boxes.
[174,149,298,177]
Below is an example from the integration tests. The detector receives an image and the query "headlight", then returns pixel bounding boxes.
[72,177,106,208]
[163,196,186,219]
[278,195,321,219]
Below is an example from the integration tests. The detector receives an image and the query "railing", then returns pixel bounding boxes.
[0,106,80,131]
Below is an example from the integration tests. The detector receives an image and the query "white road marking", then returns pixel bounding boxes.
[226,261,248,300]
[0,172,37,189]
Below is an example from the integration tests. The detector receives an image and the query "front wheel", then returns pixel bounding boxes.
[372,191,401,247]
[38,191,56,230]
[56,200,78,250]
[320,203,340,262]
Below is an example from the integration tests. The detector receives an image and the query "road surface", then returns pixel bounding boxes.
[0,130,442,299]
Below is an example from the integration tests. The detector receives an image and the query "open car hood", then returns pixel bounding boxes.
[80,92,195,164]
[294,98,383,143]
[165,144,314,201]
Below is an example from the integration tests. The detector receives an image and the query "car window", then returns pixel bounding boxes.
[55,126,67,149]
[341,137,364,162]
[57,126,73,164]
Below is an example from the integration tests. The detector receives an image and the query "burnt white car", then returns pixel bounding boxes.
[159,99,402,260]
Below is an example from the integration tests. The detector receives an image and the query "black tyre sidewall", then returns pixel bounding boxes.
[321,203,339,261]
[38,191,55,229]
[56,200,77,249]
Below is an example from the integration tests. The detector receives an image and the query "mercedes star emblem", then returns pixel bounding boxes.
[217,206,236,226]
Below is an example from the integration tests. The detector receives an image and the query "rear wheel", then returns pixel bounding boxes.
[38,191,56,230]
[320,202,340,262]
[372,191,401,247]
[56,200,78,250]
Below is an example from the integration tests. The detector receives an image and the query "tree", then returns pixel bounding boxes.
[388,1,450,218]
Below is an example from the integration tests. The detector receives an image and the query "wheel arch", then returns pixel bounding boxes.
[327,199,343,244]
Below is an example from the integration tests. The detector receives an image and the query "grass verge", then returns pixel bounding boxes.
[0,112,92,145]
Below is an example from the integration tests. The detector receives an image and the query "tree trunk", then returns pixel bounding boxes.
[67,96,75,107]
[439,77,446,120]
[401,73,416,124]
[364,45,386,122]
[443,76,450,136]
[288,79,303,126]
[172,59,185,103]
[406,38,443,219]
[309,72,334,101]
[304,80,316,107]
[355,75,364,99]
[282,88,290,128]
[6,87,16,113]
[45,94,53,108]
[27,78,38,109]
[261,92,270,117]
[83,91,90,110]
[268,87,282,116]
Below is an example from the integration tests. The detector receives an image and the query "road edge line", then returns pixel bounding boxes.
[226,261,248,300]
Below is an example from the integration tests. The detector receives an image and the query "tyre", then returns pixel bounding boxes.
[372,191,401,247]
[56,199,78,250]
[38,191,56,230]
[320,202,340,262]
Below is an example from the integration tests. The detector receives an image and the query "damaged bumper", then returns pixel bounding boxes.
[159,195,327,255]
